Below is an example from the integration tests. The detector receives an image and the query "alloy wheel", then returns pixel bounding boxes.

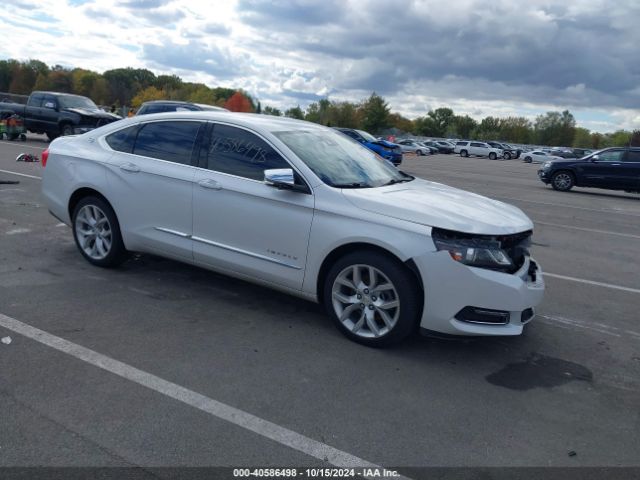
[74,204,113,260]
[553,173,573,190]
[331,264,400,338]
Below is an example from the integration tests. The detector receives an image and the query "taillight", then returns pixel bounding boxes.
[41,148,49,167]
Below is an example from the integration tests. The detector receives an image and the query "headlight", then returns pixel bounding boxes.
[542,161,552,169]
[434,237,513,269]
[431,228,532,272]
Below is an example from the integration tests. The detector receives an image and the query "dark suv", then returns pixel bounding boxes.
[136,101,228,115]
[538,147,640,193]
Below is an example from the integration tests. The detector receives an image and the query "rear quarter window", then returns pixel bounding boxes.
[105,125,139,153]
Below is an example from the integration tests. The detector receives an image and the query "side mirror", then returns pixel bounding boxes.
[591,154,599,162]
[264,168,308,193]
[43,101,57,110]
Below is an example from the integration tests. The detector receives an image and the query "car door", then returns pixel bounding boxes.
[576,149,626,188]
[41,94,60,132]
[192,122,314,290]
[103,119,204,259]
[25,93,44,131]
[621,149,640,191]
[470,142,487,156]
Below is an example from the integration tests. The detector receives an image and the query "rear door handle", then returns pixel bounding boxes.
[198,178,222,190]
[119,162,140,173]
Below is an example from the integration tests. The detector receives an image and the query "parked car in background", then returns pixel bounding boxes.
[418,142,440,154]
[396,139,431,156]
[538,147,640,193]
[572,148,594,158]
[0,91,120,140]
[549,150,579,159]
[334,127,403,165]
[424,140,455,154]
[454,141,503,159]
[488,141,519,159]
[41,112,543,346]
[136,100,229,115]
[522,150,563,164]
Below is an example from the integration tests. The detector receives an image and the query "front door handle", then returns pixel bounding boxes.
[198,178,222,190]
[119,162,140,173]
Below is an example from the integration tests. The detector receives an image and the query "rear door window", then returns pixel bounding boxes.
[133,121,202,165]
[624,150,640,162]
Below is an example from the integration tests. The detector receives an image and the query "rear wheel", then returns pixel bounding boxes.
[460,150,468,157]
[72,196,127,267]
[324,251,421,347]
[551,171,575,192]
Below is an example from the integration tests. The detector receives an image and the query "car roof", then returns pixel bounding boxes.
[100,111,329,136]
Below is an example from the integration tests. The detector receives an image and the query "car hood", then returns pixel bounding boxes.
[341,178,533,234]
[63,107,121,120]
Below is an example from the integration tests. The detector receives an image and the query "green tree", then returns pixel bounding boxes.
[474,116,501,140]
[304,98,331,125]
[630,130,640,147]
[285,105,304,120]
[498,117,532,144]
[131,86,168,108]
[572,127,592,148]
[453,115,477,139]
[426,107,455,137]
[534,110,576,146]
[359,92,390,134]
[263,105,282,116]
[329,101,359,128]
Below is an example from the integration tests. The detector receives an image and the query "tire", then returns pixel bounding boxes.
[72,196,127,267]
[551,171,575,192]
[323,250,421,347]
[524,156,532,163]
[503,152,511,160]
[61,124,74,136]
[489,152,497,160]
[416,149,424,156]
[460,150,469,157]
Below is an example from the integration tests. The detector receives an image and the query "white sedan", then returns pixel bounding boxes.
[41,112,544,347]
[522,150,563,164]
[395,139,431,156]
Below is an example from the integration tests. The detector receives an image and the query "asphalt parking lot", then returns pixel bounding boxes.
[1,136,639,475]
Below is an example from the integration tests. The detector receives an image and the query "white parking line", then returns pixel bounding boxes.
[535,221,640,240]
[497,195,640,217]
[538,313,640,340]
[0,169,42,180]
[0,141,45,150]
[544,272,640,294]
[0,313,386,472]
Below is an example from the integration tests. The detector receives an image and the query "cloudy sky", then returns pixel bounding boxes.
[3,0,640,131]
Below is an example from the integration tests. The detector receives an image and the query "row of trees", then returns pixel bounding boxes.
[0,58,253,111]
[1,58,637,148]
[267,96,637,149]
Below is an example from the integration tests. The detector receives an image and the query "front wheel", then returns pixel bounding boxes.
[503,152,511,160]
[524,156,532,163]
[416,149,424,156]
[72,196,128,267]
[551,171,575,192]
[324,251,421,347]
[489,152,497,160]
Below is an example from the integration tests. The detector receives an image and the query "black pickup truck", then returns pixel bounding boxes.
[0,91,121,140]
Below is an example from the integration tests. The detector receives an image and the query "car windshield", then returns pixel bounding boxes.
[356,130,378,143]
[274,129,412,188]
[58,95,98,110]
